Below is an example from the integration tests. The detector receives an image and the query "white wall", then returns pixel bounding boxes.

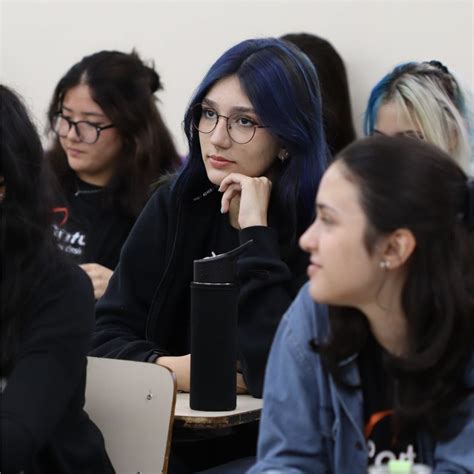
[1,0,473,155]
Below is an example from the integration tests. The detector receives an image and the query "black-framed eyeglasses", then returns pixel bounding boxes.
[191,104,267,144]
[52,114,115,144]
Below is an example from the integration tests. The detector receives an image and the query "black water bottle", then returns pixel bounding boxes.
[190,240,253,411]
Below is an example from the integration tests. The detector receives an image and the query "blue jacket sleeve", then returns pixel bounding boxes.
[248,284,331,473]
[432,354,474,473]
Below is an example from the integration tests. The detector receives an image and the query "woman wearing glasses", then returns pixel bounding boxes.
[364,60,473,174]
[91,37,328,472]
[46,50,180,299]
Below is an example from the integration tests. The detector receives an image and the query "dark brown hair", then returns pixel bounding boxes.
[317,135,474,440]
[46,50,180,216]
[281,33,356,157]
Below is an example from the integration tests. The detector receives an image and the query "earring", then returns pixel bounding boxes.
[278,149,290,162]
[379,260,390,270]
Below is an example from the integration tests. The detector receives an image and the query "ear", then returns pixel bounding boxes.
[277,148,290,162]
[380,228,416,269]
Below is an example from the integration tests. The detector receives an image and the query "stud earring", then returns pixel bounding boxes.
[278,149,290,162]
[379,260,389,270]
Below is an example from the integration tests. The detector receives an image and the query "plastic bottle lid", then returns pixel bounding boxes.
[193,240,253,283]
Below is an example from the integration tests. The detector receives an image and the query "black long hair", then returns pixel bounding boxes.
[318,136,474,439]
[46,50,181,217]
[281,32,356,157]
[0,85,58,376]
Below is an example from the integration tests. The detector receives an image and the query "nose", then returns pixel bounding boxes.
[210,116,232,148]
[299,220,319,253]
[66,122,81,142]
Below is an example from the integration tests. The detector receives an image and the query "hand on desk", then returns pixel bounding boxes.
[156,354,191,392]
[156,354,249,394]
[79,263,113,299]
[236,372,248,394]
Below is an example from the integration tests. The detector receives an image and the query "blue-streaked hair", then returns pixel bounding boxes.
[176,37,328,241]
[364,61,471,172]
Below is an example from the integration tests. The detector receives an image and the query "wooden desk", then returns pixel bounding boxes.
[174,393,263,429]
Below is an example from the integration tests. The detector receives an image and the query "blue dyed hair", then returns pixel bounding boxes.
[364,65,399,136]
[176,37,328,241]
[363,62,471,172]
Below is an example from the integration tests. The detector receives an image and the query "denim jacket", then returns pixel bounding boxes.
[249,283,474,474]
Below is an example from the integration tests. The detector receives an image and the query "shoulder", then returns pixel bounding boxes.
[145,178,178,213]
[28,259,95,330]
[124,180,176,233]
[283,282,329,337]
[464,352,474,387]
[277,282,329,359]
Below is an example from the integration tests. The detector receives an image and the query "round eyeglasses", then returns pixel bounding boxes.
[52,114,115,145]
[191,104,267,144]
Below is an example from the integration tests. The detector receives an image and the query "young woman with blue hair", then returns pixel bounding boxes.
[91,37,328,472]
[364,60,473,174]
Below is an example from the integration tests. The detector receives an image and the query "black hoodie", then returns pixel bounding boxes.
[91,178,308,398]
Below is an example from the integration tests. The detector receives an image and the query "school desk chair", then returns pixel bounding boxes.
[85,356,177,474]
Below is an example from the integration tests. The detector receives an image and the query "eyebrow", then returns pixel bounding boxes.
[62,105,106,119]
[201,98,256,115]
[316,202,338,214]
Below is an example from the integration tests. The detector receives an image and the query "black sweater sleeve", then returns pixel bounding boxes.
[237,226,308,397]
[91,185,308,398]
[0,265,95,472]
[91,189,171,361]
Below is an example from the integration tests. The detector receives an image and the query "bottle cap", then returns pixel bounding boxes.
[193,240,253,284]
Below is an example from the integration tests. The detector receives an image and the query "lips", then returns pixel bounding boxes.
[208,155,234,169]
[67,148,85,158]
[307,260,322,278]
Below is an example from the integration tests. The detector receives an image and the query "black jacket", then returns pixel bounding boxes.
[0,263,114,474]
[52,181,135,270]
[91,180,308,397]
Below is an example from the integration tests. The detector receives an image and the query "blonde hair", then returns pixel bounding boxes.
[365,61,472,173]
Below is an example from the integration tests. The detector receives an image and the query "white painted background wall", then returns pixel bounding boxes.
[1,0,473,155]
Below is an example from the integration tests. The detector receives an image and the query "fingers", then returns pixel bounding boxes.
[156,354,191,392]
[218,172,244,193]
[79,263,113,299]
[236,372,248,394]
[219,175,272,228]
[220,183,241,214]
[79,263,95,273]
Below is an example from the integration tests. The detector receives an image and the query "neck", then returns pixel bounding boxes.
[360,271,409,357]
[366,308,409,357]
[76,171,112,187]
